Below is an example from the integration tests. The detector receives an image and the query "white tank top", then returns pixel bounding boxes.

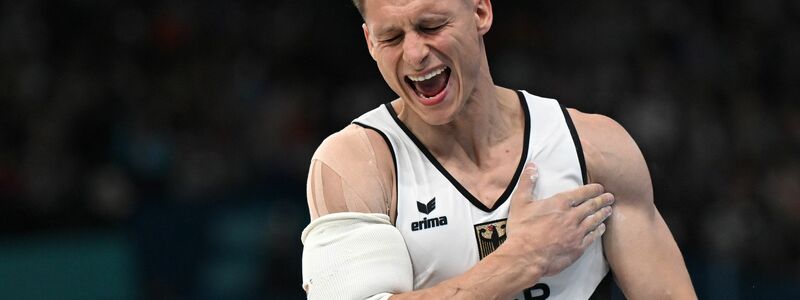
[353,90,612,300]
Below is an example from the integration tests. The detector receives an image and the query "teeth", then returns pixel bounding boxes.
[408,67,446,82]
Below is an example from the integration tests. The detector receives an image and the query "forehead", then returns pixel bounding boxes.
[363,0,466,24]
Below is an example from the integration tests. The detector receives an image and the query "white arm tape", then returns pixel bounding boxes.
[301,212,413,300]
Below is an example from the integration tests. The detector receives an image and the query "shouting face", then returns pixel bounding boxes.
[362,0,494,125]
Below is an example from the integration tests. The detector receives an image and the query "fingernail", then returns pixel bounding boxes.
[528,166,538,181]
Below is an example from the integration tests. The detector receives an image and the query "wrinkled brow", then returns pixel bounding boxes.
[372,12,450,37]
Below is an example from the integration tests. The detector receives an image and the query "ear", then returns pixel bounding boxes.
[363,23,377,61]
[474,0,493,35]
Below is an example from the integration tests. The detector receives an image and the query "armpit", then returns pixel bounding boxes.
[306,125,394,220]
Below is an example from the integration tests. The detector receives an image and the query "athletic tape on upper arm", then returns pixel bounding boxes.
[301,212,413,299]
[306,125,393,219]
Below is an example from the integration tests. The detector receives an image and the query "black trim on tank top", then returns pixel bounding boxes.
[562,105,623,299]
[383,90,531,213]
[560,105,588,185]
[352,121,399,222]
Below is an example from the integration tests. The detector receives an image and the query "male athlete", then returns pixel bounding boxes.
[301,0,697,299]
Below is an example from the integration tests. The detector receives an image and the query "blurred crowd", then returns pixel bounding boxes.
[0,0,798,299]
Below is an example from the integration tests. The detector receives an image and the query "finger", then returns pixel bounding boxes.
[581,223,607,249]
[574,192,614,220]
[510,163,538,211]
[519,162,538,196]
[562,183,605,208]
[580,205,612,234]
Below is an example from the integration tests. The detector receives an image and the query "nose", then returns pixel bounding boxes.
[402,32,429,70]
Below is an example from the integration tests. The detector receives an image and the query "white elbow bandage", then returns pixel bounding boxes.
[301,212,413,300]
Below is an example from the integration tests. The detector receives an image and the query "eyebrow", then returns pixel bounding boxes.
[373,13,449,37]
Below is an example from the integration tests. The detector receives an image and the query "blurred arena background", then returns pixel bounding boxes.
[0,0,798,299]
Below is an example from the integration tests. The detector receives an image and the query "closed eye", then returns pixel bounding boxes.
[380,35,402,45]
[420,24,446,33]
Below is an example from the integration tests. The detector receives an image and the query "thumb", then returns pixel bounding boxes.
[511,162,538,210]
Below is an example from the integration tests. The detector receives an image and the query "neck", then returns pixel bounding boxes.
[400,77,522,168]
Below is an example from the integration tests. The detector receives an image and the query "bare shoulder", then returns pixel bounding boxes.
[307,124,395,219]
[313,124,393,169]
[567,110,696,299]
[314,124,395,187]
[566,108,654,207]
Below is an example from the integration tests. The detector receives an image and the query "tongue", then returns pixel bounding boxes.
[414,71,448,98]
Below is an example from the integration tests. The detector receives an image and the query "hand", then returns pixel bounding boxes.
[505,163,614,277]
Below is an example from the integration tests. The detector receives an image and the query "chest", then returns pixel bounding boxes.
[394,160,608,299]
[393,149,589,285]
[355,91,610,297]
[439,149,522,209]
[393,165,512,290]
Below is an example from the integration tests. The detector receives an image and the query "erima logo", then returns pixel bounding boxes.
[417,198,436,214]
[411,198,449,232]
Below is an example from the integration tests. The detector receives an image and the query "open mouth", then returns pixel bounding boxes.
[404,67,451,100]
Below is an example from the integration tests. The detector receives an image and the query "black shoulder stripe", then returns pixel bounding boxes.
[560,105,588,185]
[352,121,399,223]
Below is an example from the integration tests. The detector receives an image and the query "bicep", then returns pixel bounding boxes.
[589,120,667,295]
[602,184,693,299]
[303,126,410,298]
[573,110,695,298]
[308,159,378,218]
[302,213,413,298]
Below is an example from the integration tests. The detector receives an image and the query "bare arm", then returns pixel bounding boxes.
[305,124,613,299]
[570,109,697,299]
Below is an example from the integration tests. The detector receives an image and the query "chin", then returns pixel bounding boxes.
[409,98,460,126]
[412,87,464,125]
